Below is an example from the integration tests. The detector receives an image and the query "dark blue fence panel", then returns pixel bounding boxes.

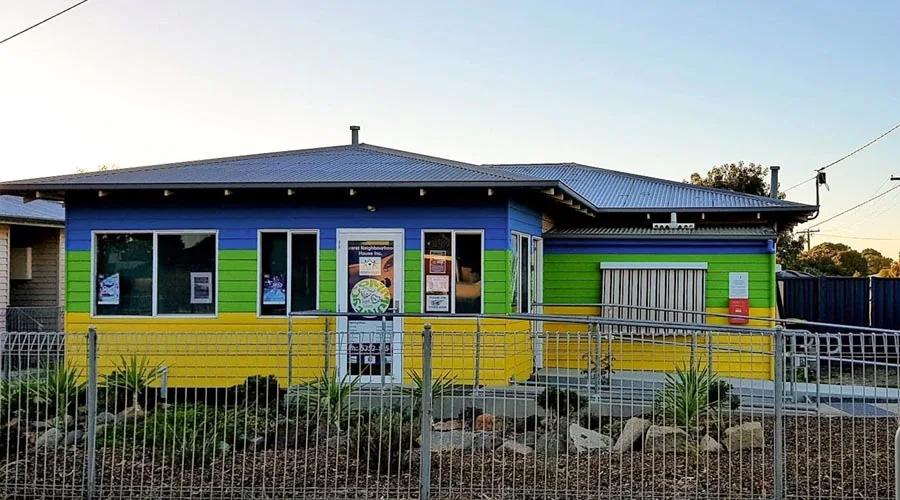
[872,278,900,330]
[817,277,870,330]
[779,278,819,325]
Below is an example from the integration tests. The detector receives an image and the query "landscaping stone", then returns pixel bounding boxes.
[96,412,117,425]
[50,415,74,429]
[428,430,475,452]
[515,431,539,447]
[533,431,567,456]
[611,417,651,452]
[433,419,463,432]
[474,413,495,432]
[724,421,764,451]
[30,420,50,431]
[699,434,723,453]
[34,428,63,448]
[64,430,84,446]
[568,423,612,452]
[499,439,533,455]
[472,431,502,451]
[116,406,147,423]
[643,425,694,453]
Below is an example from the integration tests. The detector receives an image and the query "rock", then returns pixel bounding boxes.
[94,424,109,438]
[96,411,117,425]
[533,431,567,456]
[116,406,147,423]
[474,414,495,432]
[429,430,475,452]
[433,419,463,432]
[30,420,51,431]
[248,436,267,449]
[724,421,764,451]
[34,428,63,448]
[515,431,539,447]
[50,415,74,429]
[699,434,723,453]
[472,431,502,451]
[499,439,533,455]
[643,425,694,453]
[568,423,613,452]
[64,429,84,446]
[611,417,651,452]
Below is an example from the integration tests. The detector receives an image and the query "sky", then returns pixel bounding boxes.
[1,1,899,256]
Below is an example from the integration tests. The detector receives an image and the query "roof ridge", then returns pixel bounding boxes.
[361,144,538,182]
[491,162,808,207]
[10,144,356,184]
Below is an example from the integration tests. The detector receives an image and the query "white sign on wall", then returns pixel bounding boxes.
[728,272,749,299]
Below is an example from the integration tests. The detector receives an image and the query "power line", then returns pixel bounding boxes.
[783,121,900,193]
[818,233,900,241]
[0,0,89,46]
[807,183,900,229]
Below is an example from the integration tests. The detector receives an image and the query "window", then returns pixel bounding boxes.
[511,233,532,313]
[259,231,318,316]
[157,233,216,315]
[95,233,153,316]
[94,231,216,317]
[600,263,707,335]
[422,231,483,314]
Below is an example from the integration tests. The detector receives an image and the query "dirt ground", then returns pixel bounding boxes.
[0,417,895,499]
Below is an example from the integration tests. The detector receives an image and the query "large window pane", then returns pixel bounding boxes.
[260,233,288,316]
[455,233,482,314]
[290,233,318,312]
[95,233,153,316]
[157,233,216,315]
[424,232,452,313]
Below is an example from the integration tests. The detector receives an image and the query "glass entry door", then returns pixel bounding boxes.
[336,229,404,383]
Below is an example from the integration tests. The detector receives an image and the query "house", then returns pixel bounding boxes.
[0,195,65,332]
[0,127,816,386]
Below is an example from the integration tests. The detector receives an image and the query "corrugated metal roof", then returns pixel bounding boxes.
[545,226,776,240]
[489,163,811,211]
[3,144,539,188]
[0,196,64,225]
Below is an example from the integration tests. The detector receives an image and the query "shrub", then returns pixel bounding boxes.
[228,375,281,408]
[1,364,83,420]
[353,409,419,475]
[103,355,164,410]
[291,371,359,429]
[537,387,586,417]
[655,363,734,429]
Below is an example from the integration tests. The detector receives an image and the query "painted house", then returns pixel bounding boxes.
[0,128,816,386]
[0,195,65,332]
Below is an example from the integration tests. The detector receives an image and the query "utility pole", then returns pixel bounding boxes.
[800,228,820,251]
[892,175,899,181]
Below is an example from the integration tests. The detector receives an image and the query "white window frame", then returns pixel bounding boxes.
[257,229,320,317]
[511,231,534,314]
[90,229,219,318]
[421,229,485,315]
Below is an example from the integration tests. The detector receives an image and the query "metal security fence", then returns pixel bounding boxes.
[0,314,898,499]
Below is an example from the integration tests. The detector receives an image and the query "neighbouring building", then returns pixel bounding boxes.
[0,195,65,332]
[0,127,816,386]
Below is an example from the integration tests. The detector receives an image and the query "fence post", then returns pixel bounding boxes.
[419,323,433,500]
[287,317,294,388]
[773,325,785,500]
[85,326,98,500]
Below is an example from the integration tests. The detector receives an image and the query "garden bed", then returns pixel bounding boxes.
[0,417,894,499]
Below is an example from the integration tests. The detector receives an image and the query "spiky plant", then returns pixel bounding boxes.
[403,370,457,418]
[103,355,164,409]
[293,370,359,429]
[655,362,728,429]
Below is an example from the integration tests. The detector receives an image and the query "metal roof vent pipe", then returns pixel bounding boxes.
[770,165,780,198]
[350,125,360,146]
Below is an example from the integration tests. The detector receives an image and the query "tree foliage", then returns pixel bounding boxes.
[861,248,894,275]
[689,161,773,197]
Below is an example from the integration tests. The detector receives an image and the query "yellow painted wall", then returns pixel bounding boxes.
[541,306,776,379]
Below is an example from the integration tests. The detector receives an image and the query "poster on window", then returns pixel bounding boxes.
[427,250,447,274]
[97,273,120,305]
[426,295,449,312]
[190,272,213,304]
[347,241,394,316]
[426,274,450,293]
[262,273,286,305]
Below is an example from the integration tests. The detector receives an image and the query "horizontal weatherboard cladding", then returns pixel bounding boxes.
[543,251,775,309]
[65,199,513,252]
[508,200,542,236]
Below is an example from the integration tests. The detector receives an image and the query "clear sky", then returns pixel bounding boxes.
[2,1,899,256]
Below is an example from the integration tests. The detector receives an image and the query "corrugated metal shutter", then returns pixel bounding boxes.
[601,266,706,335]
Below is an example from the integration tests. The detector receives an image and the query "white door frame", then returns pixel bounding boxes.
[336,228,405,383]
[532,236,544,369]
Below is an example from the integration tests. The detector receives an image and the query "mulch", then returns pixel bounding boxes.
[0,416,895,499]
